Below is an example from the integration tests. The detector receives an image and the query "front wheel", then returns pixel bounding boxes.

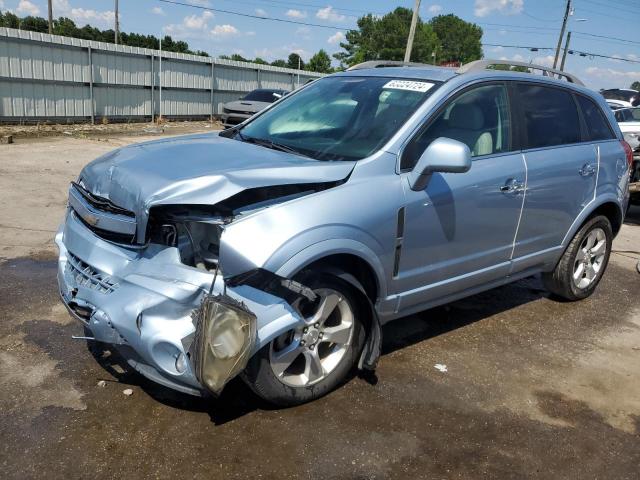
[542,215,612,301]
[242,273,365,406]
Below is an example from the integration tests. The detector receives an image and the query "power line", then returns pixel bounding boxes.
[573,31,640,46]
[157,0,349,30]
[483,43,640,64]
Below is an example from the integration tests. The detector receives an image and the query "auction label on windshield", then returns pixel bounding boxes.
[383,80,434,92]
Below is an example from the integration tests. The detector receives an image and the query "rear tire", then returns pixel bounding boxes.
[542,215,612,301]
[242,273,365,407]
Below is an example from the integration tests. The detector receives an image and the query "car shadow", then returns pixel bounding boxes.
[88,275,550,424]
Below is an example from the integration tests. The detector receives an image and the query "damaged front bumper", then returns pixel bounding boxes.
[56,210,304,396]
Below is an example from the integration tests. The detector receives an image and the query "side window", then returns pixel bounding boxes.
[576,95,615,141]
[401,84,511,170]
[517,84,580,149]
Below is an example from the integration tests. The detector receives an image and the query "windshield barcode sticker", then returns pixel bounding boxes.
[383,80,434,92]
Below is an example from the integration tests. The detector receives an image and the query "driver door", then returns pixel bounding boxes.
[394,82,526,312]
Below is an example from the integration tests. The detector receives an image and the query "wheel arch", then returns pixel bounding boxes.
[562,197,624,248]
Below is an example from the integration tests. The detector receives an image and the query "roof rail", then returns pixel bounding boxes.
[347,60,432,71]
[457,59,584,86]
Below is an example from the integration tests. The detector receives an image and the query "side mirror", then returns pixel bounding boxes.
[408,137,472,191]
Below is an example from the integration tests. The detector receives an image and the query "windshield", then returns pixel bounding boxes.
[237,76,440,161]
[243,90,284,102]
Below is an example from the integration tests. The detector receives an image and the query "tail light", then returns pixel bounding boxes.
[621,140,633,170]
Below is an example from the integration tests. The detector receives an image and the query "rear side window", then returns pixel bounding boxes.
[576,95,615,141]
[517,84,580,149]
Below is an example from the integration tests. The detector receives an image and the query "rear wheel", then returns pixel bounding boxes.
[243,273,365,406]
[542,215,612,301]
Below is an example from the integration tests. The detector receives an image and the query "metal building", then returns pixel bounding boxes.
[0,27,323,122]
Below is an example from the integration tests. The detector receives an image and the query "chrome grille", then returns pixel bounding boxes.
[66,253,119,294]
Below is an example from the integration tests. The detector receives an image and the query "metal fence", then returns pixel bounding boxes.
[0,27,323,122]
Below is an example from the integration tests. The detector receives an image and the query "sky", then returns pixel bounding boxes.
[2,0,639,90]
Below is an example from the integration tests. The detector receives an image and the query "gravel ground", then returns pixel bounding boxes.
[0,132,639,479]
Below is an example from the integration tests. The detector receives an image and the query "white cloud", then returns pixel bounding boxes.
[17,0,39,16]
[316,6,346,22]
[428,5,443,15]
[52,1,115,27]
[164,11,216,39]
[211,24,239,37]
[327,31,345,45]
[474,0,524,17]
[183,11,213,30]
[151,7,165,16]
[490,45,504,53]
[585,66,640,80]
[286,9,307,19]
[255,8,267,17]
[295,26,311,39]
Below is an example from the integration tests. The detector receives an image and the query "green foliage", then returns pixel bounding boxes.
[270,59,288,68]
[306,49,332,73]
[429,14,483,64]
[631,81,640,91]
[253,57,269,65]
[287,53,305,70]
[0,10,207,56]
[334,9,483,67]
[333,8,440,66]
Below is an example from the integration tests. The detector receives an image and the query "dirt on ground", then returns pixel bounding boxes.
[0,132,639,479]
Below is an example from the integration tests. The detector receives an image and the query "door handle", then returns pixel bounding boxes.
[500,178,525,194]
[579,164,596,177]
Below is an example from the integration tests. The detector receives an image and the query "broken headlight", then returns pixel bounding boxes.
[191,293,256,395]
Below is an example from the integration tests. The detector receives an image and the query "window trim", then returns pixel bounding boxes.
[398,80,514,173]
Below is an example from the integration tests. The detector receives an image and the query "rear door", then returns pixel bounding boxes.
[511,83,597,270]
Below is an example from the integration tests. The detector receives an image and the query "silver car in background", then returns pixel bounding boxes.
[56,60,630,406]
[221,88,288,128]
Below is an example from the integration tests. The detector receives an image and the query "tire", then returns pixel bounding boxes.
[542,215,613,301]
[242,272,366,407]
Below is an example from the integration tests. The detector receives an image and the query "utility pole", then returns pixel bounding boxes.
[560,31,572,71]
[114,0,120,45]
[404,0,421,63]
[553,0,571,69]
[47,0,53,34]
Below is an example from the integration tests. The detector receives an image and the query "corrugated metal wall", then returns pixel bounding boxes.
[0,27,323,121]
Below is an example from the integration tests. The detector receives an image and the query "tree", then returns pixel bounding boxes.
[287,53,305,70]
[0,10,208,55]
[306,49,332,73]
[253,57,269,65]
[631,81,640,91]
[429,14,483,64]
[270,59,288,68]
[333,8,440,67]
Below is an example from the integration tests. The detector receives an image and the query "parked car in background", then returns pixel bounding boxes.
[601,88,639,108]
[221,88,288,128]
[614,107,640,204]
[607,100,627,110]
[56,59,630,407]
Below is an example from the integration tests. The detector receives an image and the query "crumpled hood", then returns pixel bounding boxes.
[79,133,355,237]
[224,100,270,113]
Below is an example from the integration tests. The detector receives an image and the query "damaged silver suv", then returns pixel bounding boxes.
[56,60,630,406]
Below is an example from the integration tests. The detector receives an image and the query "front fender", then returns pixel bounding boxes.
[274,237,388,300]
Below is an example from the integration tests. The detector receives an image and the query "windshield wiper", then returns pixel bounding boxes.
[241,135,311,158]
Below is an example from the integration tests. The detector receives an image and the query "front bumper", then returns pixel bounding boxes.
[221,112,251,128]
[56,210,302,396]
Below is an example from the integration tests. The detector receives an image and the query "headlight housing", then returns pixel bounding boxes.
[191,293,256,395]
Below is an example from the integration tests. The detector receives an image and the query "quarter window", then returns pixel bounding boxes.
[401,84,511,170]
[576,95,615,141]
[517,84,580,149]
